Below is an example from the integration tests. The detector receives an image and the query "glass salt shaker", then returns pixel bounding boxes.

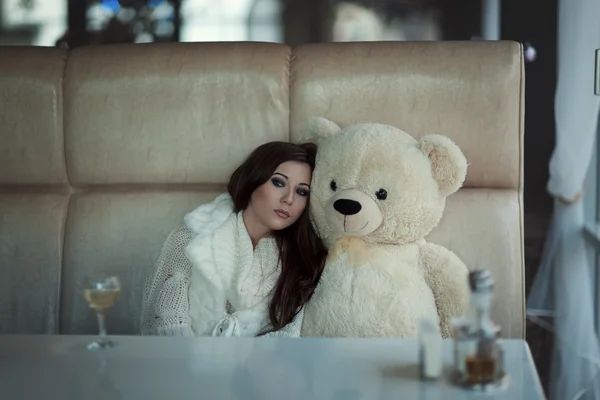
[451,269,507,391]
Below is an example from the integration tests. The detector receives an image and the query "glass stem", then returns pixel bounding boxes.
[97,312,107,340]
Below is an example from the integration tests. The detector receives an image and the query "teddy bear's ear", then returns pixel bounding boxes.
[299,117,342,142]
[418,134,468,196]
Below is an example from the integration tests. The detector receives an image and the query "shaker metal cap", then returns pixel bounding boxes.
[469,269,494,291]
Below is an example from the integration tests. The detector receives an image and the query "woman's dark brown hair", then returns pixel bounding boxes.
[227,141,327,335]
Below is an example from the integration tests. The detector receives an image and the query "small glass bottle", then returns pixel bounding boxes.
[451,270,506,390]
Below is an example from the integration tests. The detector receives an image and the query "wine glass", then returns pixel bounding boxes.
[82,275,121,350]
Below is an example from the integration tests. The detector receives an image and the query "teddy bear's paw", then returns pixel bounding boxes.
[327,237,371,267]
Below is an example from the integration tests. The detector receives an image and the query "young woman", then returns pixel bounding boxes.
[140,141,327,337]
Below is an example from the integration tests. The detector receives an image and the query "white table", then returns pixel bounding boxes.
[0,335,544,399]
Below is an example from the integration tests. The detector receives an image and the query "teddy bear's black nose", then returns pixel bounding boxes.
[333,199,362,216]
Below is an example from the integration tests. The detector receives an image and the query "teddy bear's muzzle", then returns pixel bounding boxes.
[326,189,384,236]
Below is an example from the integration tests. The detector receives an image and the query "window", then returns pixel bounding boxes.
[86,0,177,43]
[1,0,67,46]
[179,0,282,43]
[582,50,600,333]
[330,1,442,42]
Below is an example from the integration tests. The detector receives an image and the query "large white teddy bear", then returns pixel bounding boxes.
[301,118,471,338]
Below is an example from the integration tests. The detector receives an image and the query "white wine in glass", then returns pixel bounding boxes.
[83,275,121,350]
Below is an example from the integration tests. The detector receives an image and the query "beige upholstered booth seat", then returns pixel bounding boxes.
[0,41,524,338]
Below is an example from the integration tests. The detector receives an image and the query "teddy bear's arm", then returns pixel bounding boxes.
[419,242,470,337]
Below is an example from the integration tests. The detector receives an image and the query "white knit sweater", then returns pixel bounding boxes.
[140,193,304,337]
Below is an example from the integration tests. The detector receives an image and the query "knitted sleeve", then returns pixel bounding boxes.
[140,225,195,336]
[262,306,305,338]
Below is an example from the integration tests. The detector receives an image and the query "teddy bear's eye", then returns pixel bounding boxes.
[330,180,338,191]
[376,189,387,200]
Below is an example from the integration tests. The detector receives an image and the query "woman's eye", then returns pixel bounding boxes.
[297,188,310,197]
[271,178,284,187]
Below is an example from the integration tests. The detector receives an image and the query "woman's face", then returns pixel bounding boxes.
[245,161,312,235]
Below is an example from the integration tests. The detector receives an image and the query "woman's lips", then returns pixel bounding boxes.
[274,209,290,219]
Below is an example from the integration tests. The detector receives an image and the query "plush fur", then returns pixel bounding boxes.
[301,117,470,338]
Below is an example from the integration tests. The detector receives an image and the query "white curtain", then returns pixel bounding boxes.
[527,0,600,399]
